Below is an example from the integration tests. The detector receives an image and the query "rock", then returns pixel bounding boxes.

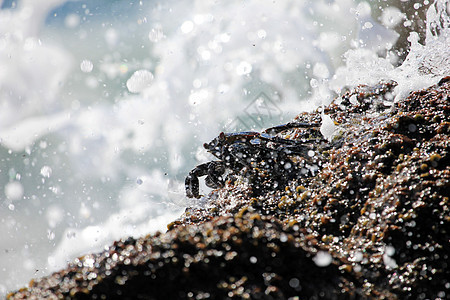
[8,78,449,299]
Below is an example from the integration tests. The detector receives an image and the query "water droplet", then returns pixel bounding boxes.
[257,29,267,39]
[313,251,332,267]
[289,278,300,288]
[181,21,194,34]
[40,166,52,178]
[126,70,154,93]
[149,27,164,42]
[80,60,94,73]
[39,141,47,149]
[65,14,80,28]
[47,230,55,241]
[5,181,24,201]
[236,61,252,75]
[353,251,363,262]
[105,28,118,46]
[46,205,64,228]
[408,124,417,132]
[386,246,395,256]
[363,21,373,29]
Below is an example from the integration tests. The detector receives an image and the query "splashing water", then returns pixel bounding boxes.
[391,0,450,99]
[0,0,449,295]
[332,0,450,101]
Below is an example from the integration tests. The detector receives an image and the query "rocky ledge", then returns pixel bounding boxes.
[8,78,449,299]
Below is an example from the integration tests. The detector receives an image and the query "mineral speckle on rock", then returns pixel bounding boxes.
[8,78,449,299]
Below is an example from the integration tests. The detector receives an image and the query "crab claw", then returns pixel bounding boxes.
[205,161,226,188]
[185,162,211,198]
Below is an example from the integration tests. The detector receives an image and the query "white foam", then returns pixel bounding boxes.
[380,7,406,29]
[48,207,184,271]
[0,112,70,151]
[320,112,337,142]
[332,0,450,101]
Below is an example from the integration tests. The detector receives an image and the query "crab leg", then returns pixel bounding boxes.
[263,122,320,134]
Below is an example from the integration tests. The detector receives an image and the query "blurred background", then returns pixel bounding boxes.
[0,0,432,294]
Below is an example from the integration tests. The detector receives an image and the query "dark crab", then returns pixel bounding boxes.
[185,122,326,198]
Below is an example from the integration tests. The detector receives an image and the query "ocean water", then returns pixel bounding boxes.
[0,0,448,295]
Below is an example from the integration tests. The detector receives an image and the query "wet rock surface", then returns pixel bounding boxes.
[8,78,449,299]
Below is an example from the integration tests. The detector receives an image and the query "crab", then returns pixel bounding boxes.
[185,122,325,198]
